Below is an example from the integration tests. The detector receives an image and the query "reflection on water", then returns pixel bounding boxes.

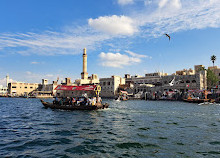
[0,98,220,157]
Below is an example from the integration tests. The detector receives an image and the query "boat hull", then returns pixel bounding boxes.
[41,100,109,110]
[183,99,210,103]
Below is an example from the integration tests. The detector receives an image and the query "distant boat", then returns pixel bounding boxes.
[183,90,214,104]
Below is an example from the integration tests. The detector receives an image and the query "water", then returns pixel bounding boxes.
[0,98,220,158]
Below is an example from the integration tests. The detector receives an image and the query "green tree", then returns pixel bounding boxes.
[211,55,216,67]
[207,69,219,89]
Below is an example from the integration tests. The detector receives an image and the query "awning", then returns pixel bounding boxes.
[55,85,96,91]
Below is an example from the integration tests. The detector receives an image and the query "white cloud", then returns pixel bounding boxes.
[158,0,181,9]
[24,71,56,83]
[117,0,134,6]
[0,77,16,87]
[0,1,220,56]
[144,0,153,6]
[0,28,112,56]
[125,50,152,58]
[31,61,39,64]
[99,50,150,68]
[88,15,138,35]
[158,0,168,8]
[136,0,220,37]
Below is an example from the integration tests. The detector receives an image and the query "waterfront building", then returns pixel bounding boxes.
[125,65,207,95]
[161,70,207,92]
[208,66,220,85]
[125,72,165,94]
[0,75,9,96]
[99,76,125,98]
[194,65,205,73]
[175,68,195,76]
[75,48,99,85]
[32,79,59,98]
[8,82,39,96]
[0,85,8,96]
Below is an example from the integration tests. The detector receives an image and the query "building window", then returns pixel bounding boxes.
[12,86,16,88]
[180,80,184,83]
[103,82,106,86]
[30,87,33,89]
[192,80,196,83]
[25,87,27,88]
[186,80,190,83]
[108,82,110,85]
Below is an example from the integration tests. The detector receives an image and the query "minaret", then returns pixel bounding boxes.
[81,48,88,79]
[6,74,9,88]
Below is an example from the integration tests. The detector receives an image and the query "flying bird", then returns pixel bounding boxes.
[164,33,171,41]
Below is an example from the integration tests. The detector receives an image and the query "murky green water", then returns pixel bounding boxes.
[0,98,220,157]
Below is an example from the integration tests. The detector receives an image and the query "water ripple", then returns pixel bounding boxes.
[0,98,220,157]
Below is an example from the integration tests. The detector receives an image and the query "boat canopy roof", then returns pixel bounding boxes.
[55,85,97,91]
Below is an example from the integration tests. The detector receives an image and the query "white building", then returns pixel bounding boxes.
[99,76,125,98]
[0,85,7,96]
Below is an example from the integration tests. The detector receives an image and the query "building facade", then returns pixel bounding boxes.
[8,82,39,96]
[33,79,59,98]
[208,66,220,85]
[99,76,125,98]
[0,85,8,96]
[125,65,207,95]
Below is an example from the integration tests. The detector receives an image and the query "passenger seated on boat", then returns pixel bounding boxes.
[59,98,64,105]
[88,98,92,105]
[79,98,87,106]
[71,97,76,105]
[53,97,59,104]
[92,97,96,105]
[98,97,102,103]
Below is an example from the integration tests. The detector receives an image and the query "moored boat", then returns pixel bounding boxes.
[183,98,210,103]
[183,90,214,103]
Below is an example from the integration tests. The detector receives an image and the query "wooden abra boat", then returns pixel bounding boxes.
[183,90,214,103]
[183,98,210,103]
[41,100,109,110]
[41,85,109,110]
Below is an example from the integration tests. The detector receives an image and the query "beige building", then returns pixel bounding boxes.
[75,48,99,85]
[33,79,59,98]
[125,65,207,94]
[99,76,125,98]
[8,82,39,96]
[175,68,195,76]
[208,66,220,85]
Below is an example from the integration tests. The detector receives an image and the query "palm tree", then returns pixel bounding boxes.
[211,55,216,67]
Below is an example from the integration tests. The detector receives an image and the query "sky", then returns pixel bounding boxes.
[0,0,220,86]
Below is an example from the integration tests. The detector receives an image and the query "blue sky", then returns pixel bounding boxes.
[0,0,220,86]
